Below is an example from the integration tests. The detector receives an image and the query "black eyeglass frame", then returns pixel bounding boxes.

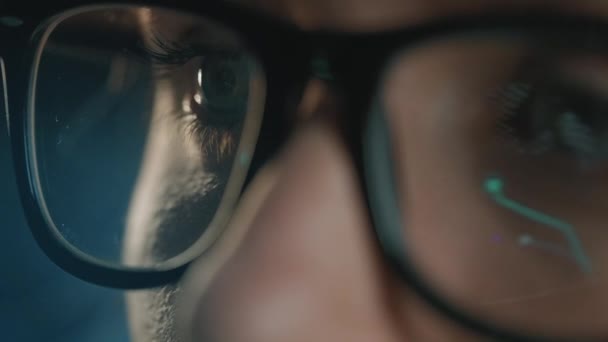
[2,1,607,341]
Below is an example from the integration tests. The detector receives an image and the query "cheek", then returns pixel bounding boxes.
[124,82,225,266]
[126,285,181,342]
[124,88,218,342]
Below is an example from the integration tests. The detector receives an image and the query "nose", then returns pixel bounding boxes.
[174,78,489,342]
[175,79,406,341]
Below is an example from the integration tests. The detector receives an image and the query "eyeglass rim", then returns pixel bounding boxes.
[5,0,305,289]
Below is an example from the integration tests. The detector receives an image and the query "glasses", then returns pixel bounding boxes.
[3,1,608,341]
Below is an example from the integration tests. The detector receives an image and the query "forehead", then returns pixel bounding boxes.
[232,0,608,30]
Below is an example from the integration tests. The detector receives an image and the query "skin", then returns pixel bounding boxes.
[125,0,608,341]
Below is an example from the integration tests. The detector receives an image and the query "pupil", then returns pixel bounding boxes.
[207,64,237,98]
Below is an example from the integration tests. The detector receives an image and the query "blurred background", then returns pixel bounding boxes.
[0,111,131,342]
[0,116,131,342]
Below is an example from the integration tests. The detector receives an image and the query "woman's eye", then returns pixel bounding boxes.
[192,54,250,128]
[160,50,254,163]
[497,64,608,165]
[136,35,253,157]
[184,53,251,162]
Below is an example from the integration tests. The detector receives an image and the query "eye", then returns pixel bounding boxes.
[135,35,251,139]
[191,54,250,129]
[173,52,253,166]
[497,62,608,164]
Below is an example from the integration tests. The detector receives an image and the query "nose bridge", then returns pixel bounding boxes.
[296,77,343,123]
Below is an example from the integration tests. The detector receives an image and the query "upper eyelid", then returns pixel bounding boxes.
[139,31,242,65]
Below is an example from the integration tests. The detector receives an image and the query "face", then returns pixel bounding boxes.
[124,0,608,341]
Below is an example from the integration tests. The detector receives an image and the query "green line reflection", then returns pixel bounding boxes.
[484,176,592,273]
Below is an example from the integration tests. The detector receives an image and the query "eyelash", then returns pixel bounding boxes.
[147,34,197,63]
[182,112,238,161]
[136,34,204,78]
[138,32,238,74]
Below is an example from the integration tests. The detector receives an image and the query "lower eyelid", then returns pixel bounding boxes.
[180,113,238,159]
[198,126,237,159]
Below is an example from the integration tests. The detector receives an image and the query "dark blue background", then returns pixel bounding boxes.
[0,43,134,341]
[1,116,130,341]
